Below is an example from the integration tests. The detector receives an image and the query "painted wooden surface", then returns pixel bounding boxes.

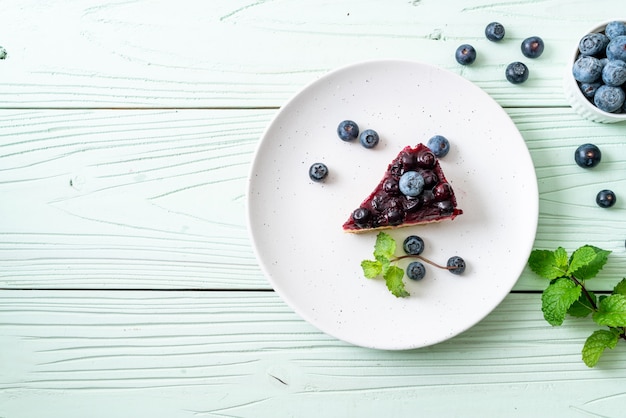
[1,0,626,417]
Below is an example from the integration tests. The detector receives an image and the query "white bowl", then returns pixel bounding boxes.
[564,20,626,124]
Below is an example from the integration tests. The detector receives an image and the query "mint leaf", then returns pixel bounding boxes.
[582,329,619,367]
[568,291,596,318]
[528,248,568,280]
[613,278,626,296]
[384,265,409,298]
[567,245,611,281]
[541,278,582,326]
[593,294,626,327]
[373,232,396,261]
[361,260,382,279]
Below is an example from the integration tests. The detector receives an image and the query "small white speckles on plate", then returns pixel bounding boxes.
[246,59,538,350]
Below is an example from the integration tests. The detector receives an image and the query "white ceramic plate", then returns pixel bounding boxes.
[247,60,538,350]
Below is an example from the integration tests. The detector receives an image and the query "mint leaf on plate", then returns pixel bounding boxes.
[541,278,582,326]
[361,260,382,279]
[582,329,620,368]
[384,265,409,298]
[373,232,396,261]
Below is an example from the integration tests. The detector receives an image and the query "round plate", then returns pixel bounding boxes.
[246,60,538,350]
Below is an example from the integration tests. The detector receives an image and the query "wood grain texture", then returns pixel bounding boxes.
[0,0,616,108]
[2,108,625,291]
[1,291,625,418]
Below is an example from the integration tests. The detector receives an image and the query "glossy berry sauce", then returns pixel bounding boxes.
[342,143,462,233]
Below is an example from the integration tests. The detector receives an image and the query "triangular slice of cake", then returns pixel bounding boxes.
[343,143,462,233]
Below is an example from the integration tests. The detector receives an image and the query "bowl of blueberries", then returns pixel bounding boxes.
[565,20,626,123]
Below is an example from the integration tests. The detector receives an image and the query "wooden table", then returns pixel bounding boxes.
[2,1,625,416]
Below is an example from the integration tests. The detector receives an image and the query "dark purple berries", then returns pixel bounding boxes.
[352,207,371,227]
[403,235,425,255]
[505,62,529,84]
[485,22,505,42]
[455,44,477,65]
[337,120,359,141]
[447,256,466,275]
[574,143,602,168]
[407,261,426,281]
[596,190,616,208]
[521,36,545,58]
[309,162,328,182]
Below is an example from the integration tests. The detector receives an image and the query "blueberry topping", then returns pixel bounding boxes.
[602,59,626,86]
[574,143,602,168]
[578,32,609,56]
[594,85,625,113]
[399,171,425,197]
[337,120,359,141]
[433,182,453,201]
[426,135,450,158]
[371,193,386,212]
[385,207,404,225]
[383,177,400,195]
[596,189,616,208]
[401,152,416,169]
[309,162,328,182]
[360,129,379,148]
[403,197,422,212]
[521,36,544,58]
[455,44,477,65]
[403,235,425,255]
[505,62,529,84]
[447,256,466,275]
[351,207,371,226]
[406,261,426,281]
[421,170,439,188]
[437,200,454,215]
[485,22,505,42]
[415,150,436,168]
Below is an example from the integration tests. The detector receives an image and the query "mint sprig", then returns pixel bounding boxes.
[528,245,626,367]
[361,232,409,297]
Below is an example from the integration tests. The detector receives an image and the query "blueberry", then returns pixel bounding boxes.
[579,82,602,100]
[415,149,436,168]
[455,44,476,65]
[606,36,626,61]
[385,206,404,226]
[602,59,626,86]
[605,21,626,40]
[574,143,602,168]
[406,261,426,281]
[403,235,425,255]
[337,120,359,141]
[578,32,609,56]
[572,55,603,83]
[594,85,625,113]
[446,256,466,275]
[398,171,425,197]
[433,182,452,201]
[426,135,450,158]
[505,62,529,84]
[485,22,505,42]
[596,189,616,208]
[352,207,371,227]
[360,129,379,148]
[309,162,328,182]
[521,36,544,58]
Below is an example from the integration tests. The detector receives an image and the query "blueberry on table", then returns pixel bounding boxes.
[596,189,616,208]
[308,162,328,182]
[446,256,466,275]
[359,129,379,148]
[572,55,603,83]
[602,59,626,86]
[398,171,425,197]
[337,120,359,141]
[485,22,505,42]
[406,261,426,281]
[521,36,544,58]
[574,143,601,168]
[606,36,626,61]
[505,62,529,84]
[426,135,450,158]
[403,235,425,255]
[594,85,625,113]
[578,32,609,56]
[455,44,476,65]
[605,21,626,40]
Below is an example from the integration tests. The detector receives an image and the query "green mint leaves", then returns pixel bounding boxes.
[361,232,409,298]
[528,245,626,367]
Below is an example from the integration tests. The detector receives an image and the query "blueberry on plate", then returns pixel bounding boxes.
[426,135,450,158]
[359,129,379,148]
[455,44,476,65]
[602,59,626,86]
[578,32,609,56]
[398,171,425,197]
[406,261,426,281]
[403,235,425,255]
[309,162,328,182]
[572,55,603,83]
[596,189,616,208]
[594,85,625,113]
[505,62,529,84]
[337,120,359,141]
[485,22,505,42]
[447,256,466,275]
[521,36,544,58]
[574,143,601,168]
